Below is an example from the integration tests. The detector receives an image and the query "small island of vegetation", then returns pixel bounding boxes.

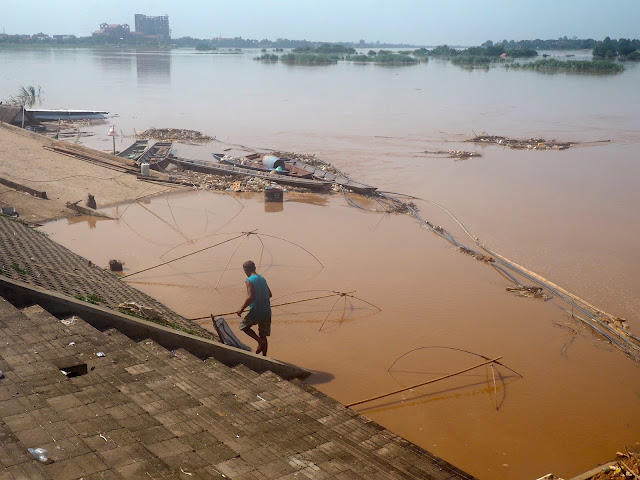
[507,58,623,73]
[255,44,426,66]
[427,38,634,72]
[345,49,423,65]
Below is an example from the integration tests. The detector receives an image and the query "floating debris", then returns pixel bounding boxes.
[423,150,482,159]
[506,286,551,300]
[270,150,338,173]
[171,169,309,193]
[458,246,494,262]
[137,128,213,143]
[466,135,575,150]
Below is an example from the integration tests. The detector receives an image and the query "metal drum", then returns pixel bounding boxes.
[262,155,286,170]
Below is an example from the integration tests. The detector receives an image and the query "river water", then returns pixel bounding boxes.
[2,48,639,479]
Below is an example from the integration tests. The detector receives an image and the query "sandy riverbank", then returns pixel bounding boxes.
[0,123,172,222]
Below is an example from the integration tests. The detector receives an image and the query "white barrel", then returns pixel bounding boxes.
[140,162,150,176]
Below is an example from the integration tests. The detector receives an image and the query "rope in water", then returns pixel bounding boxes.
[365,191,640,362]
[346,356,502,408]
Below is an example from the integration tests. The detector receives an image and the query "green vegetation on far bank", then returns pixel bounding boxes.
[292,44,356,54]
[507,58,623,73]
[280,52,341,65]
[346,50,421,65]
[255,44,425,66]
[592,37,640,60]
[195,43,217,51]
[429,43,537,59]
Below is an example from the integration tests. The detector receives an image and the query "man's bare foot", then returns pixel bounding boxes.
[256,339,267,354]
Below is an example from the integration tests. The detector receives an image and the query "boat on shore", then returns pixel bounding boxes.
[213,153,313,179]
[26,109,109,121]
[281,158,377,195]
[170,157,332,192]
[138,142,173,170]
[117,140,150,162]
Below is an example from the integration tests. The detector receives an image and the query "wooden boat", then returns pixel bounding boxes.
[138,142,173,170]
[117,140,149,161]
[26,109,108,120]
[213,153,313,179]
[281,158,377,195]
[171,157,332,192]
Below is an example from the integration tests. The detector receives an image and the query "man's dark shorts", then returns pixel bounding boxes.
[240,309,271,337]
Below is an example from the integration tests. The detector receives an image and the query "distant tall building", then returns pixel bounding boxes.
[134,14,170,41]
[93,23,130,39]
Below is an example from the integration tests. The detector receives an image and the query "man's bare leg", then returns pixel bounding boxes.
[242,327,267,354]
[258,336,268,356]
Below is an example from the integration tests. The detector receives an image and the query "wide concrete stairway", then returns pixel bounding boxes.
[0,296,476,480]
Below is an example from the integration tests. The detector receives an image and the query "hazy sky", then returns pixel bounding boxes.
[2,1,638,45]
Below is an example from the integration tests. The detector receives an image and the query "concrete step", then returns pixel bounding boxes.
[231,362,261,380]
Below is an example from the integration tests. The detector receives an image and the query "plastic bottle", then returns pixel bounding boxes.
[28,447,49,462]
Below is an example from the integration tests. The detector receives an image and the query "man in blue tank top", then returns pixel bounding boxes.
[237,260,272,356]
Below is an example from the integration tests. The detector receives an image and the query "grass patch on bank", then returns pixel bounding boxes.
[10,263,28,275]
[75,293,103,304]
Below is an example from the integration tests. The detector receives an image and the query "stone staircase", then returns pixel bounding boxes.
[0,296,476,479]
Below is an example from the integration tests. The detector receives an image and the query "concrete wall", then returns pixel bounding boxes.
[0,276,311,380]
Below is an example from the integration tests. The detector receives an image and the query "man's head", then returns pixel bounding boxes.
[242,260,256,277]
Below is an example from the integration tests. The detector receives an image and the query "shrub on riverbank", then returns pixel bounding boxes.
[255,53,278,62]
[508,58,623,72]
[195,44,216,51]
[592,37,640,59]
[428,45,461,58]
[345,52,420,65]
[280,53,340,65]
[505,47,538,58]
[450,55,493,67]
[292,44,355,54]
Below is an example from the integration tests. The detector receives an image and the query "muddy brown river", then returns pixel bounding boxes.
[3,47,639,479]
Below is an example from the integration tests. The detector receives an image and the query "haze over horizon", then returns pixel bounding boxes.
[2,0,639,46]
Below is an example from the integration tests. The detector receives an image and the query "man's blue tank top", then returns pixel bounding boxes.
[247,274,270,314]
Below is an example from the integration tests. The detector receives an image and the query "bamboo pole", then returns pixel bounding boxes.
[191,291,356,321]
[345,356,502,408]
[490,363,498,411]
[122,232,250,279]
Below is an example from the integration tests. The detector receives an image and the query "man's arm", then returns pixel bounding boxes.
[237,281,255,316]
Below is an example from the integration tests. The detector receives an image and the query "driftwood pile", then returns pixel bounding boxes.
[458,246,494,262]
[506,286,551,300]
[137,128,213,143]
[467,135,574,150]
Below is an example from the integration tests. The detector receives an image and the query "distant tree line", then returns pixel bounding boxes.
[428,44,537,59]
[493,36,598,50]
[591,37,640,59]
[1,32,638,61]
[0,33,170,47]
